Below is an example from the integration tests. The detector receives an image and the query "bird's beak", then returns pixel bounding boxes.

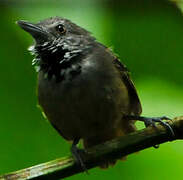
[17,20,49,44]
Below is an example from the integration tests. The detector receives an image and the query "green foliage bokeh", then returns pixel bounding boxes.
[0,0,183,179]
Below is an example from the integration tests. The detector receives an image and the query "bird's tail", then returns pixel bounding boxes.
[83,120,137,169]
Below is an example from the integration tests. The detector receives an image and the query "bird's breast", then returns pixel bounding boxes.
[37,51,131,141]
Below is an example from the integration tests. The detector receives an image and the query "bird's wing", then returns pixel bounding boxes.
[113,58,142,115]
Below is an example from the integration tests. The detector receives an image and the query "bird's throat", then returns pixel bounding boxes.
[30,44,83,82]
[29,36,94,82]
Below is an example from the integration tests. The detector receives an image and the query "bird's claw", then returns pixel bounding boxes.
[143,116,169,127]
[124,115,175,148]
[143,116,174,137]
[141,116,174,148]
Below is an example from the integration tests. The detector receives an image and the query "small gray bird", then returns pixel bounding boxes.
[17,17,174,169]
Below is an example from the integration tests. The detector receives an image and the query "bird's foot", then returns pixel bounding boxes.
[124,115,175,148]
[71,139,89,174]
[141,116,174,148]
[140,116,174,137]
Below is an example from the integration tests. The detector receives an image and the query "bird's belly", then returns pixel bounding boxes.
[37,70,130,141]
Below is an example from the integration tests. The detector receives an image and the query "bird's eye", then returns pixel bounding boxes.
[56,24,66,34]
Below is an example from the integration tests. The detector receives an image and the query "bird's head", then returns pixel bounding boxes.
[17,17,95,80]
[17,17,94,45]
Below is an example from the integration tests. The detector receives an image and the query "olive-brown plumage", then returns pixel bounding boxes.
[17,17,142,167]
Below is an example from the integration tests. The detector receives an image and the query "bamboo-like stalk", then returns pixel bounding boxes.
[1,116,183,180]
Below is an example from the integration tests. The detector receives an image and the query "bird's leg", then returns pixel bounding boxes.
[124,115,175,148]
[71,138,88,173]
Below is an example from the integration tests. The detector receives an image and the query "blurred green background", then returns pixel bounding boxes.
[0,0,183,179]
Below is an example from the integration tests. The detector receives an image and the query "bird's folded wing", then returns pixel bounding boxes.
[113,58,142,115]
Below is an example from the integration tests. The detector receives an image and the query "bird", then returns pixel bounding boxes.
[17,17,174,169]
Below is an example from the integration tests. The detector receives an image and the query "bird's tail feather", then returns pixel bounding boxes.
[83,121,137,169]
